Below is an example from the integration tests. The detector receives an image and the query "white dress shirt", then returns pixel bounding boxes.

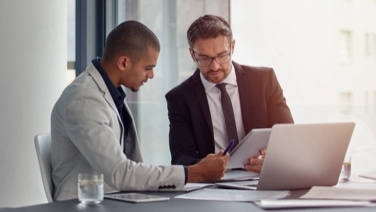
[200,65,245,152]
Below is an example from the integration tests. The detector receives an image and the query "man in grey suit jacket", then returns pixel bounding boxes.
[51,20,229,201]
[166,15,293,172]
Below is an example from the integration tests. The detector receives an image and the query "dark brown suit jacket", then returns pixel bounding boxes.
[165,61,294,165]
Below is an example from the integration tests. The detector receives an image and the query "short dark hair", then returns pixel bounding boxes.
[187,15,232,48]
[102,20,160,62]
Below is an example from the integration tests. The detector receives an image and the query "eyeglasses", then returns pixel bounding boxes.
[192,48,232,67]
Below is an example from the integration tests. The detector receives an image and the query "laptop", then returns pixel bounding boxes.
[217,122,355,190]
[256,122,355,190]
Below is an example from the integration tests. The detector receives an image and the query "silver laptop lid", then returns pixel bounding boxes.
[257,122,355,190]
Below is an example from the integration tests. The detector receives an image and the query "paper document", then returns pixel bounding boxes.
[300,186,376,201]
[220,170,259,181]
[255,199,375,209]
[215,180,258,190]
[359,170,376,180]
[175,188,290,202]
[183,183,213,192]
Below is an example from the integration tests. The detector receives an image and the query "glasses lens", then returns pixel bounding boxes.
[196,53,231,67]
[198,59,211,67]
[216,54,230,64]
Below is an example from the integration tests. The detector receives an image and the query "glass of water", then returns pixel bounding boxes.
[78,173,104,204]
[340,155,351,182]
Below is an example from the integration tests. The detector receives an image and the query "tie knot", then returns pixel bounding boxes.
[216,83,227,91]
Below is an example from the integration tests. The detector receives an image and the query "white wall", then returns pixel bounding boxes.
[0,0,67,207]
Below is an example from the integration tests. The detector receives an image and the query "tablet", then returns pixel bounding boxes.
[226,128,271,169]
[104,193,169,203]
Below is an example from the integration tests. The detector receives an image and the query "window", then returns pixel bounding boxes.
[340,92,352,114]
[365,33,376,58]
[67,0,76,84]
[106,0,230,165]
[340,30,352,64]
[373,92,376,113]
[364,91,369,113]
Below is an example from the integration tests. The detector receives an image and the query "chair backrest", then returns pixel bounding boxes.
[34,133,54,203]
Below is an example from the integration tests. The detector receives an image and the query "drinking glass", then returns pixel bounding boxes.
[340,155,351,182]
[78,173,104,204]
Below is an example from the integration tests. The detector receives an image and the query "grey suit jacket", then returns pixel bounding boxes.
[51,63,184,201]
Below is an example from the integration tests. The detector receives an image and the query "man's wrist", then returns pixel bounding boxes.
[187,164,203,183]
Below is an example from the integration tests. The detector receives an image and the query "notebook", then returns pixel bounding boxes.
[227,128,271,170]
[256,122,355,190]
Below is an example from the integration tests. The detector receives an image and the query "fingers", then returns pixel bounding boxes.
[192,151,232,182]
[244,157,264,173]
[244,163,262,173]
[249,157,263,165]
[214,150,231,161]
[256,149,266,161]
[257,155,265,159]
[260,149,267,156]
[207,158,228,180]
[216,149,225,156]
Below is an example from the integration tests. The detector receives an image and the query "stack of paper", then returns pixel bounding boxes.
[175,188,290,202]
[254,186,376,209]
[221,170,259,181]
[255,199,374,209]
[300,186,376,201]
[182,183,213,192]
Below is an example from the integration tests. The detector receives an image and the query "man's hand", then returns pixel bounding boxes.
[187,150,230,182]
[244,149,266,173]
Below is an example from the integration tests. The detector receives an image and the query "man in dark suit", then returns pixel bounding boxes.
[165,15,294,173]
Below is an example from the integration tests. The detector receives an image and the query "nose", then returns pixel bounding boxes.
[209,59,220,70]
[148,70,154,79]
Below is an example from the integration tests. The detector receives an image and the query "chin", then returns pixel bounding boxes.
[131,88,139,92]
[209,77,224,84]
[207,74,224,84]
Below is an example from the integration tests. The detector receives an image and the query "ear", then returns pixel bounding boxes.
[117,56,129,72]
[189,48,196,62]
[231,40,235,54]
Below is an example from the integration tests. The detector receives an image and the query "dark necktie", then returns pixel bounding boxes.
[216,83,239,149]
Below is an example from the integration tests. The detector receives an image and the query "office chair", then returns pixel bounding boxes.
[34,133,54,203]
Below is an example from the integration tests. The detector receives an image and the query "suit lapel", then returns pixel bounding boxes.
[86,64,142,161]
[122,97,143,161]
[233,62,252,132]
[87,66,121,119]
[191,69,214,135]
[87,65,125,143]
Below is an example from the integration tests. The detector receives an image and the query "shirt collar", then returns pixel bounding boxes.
[92,57,126,106]
[200,63,237,92]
